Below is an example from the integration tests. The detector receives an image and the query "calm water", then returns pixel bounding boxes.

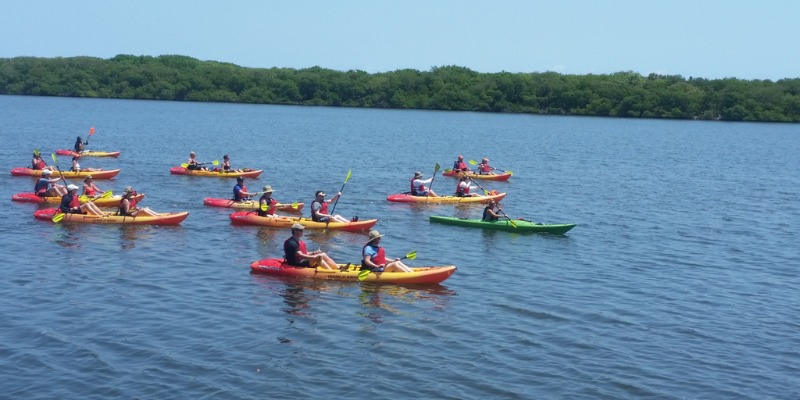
[1,95,799,399]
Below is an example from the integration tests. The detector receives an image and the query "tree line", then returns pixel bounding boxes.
[1,54,799,122]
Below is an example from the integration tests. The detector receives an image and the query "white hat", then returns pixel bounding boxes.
[67,184,79,191]
[291,223,305,230]
[42,170,52,176]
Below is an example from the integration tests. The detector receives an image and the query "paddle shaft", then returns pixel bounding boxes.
[324,169,352,232]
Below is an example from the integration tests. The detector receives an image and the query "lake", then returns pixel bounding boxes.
[1,95,799,399]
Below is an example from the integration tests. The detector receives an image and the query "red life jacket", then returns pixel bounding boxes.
[454,161,468,170]
[456,181,470,196]
[33,159,46,170]
[363,244,386,265]
[479,163,491,173]
[411,178,426,193]
[258,196,277,216]
[69,194,81,208]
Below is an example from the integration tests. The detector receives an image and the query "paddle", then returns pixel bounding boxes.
[260,201,300,211]
[324,169,352,233]
[34,149,50,169]
[425,163,441,203]
[79,189,113,202]
[181,160,219,168]
[469,159,512,175]
[358,250,417,281]
[50,153,69,187]
[52,191,113,222]
[86,126,95,145]
[495,206,518,229]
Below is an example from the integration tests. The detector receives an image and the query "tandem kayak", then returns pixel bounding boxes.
[55,149,121,158]
[10,168,121,179]
[12,192,145,207]
[33,208,189,225]
[442,169,512,181]
[386,192,506,204]
[430,215,576,234]
[250,258,457,284]
[203,197,304,213]
[230,212,377,232]
[169,167,263,178]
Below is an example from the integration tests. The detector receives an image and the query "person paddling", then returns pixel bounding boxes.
[483,200,502,222]
[186,151,208,171]
[233,176,256,202]
[455,174,480,197]
[257,185,278,216]
[410,171,438,197]
[119,187,158,217]
[452,155,470,173]
[34,170,67,197]
[82,176,105,198]
[283,223,337,270]
[60,184,104,215]
[310,190,348,223]
[74,136,87,153]
[361,230,412,273]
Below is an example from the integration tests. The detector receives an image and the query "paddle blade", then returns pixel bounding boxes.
[180,163,189,168]
[211,160,220,166]
[434,163,441,173]
[89,127,95,136]
[358,269,371,281]
[405,250,417,260]
[344,169,353,183]
[260,202,268,211]
[34,149,41,157]
[52,213,65,223]
[51,153,58,163]
[291,202,299,209]
[469,159,478,165]
[79,195,89,202]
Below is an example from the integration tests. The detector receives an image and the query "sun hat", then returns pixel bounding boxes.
[67,184,79,191]
[42,170,52,176]
[367,230,384,243]
[123,186,134,194]
[291,223,305,230]
[315,190,326,197]
[414,171,423,177]
[263,185,273,193]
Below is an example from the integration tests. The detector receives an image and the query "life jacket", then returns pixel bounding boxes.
[119,198,137,216]
[257,195,277,216]
[410,177,426,195]
[33,158,46,170]
[233,184,248,201]
[311,199,329,221]
[362,244,386,268]
[483,205,499,221]
[453,160,467,171]
[284,237,307,266]
[455,180,470,196]
[34,178,50,196]
[479,163,491,174]
[70,194,81,208]
[71,161,80,172]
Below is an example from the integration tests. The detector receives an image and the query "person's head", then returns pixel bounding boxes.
[458,155,464,160]
[123,186,134,197]
[263,185,273,194]
[482,157,489,163]
[42,170,52,176]
[237,176,244,184]
[414,171,423,178]
[223,154,230,160]
[76,136,82,141]
[84,176,93,183]
[315,190,326,198]
[67,184,79,192]
[189,151,196,158]
[367,230,384,245]
[291,223,304,236]
[488,200,496,207]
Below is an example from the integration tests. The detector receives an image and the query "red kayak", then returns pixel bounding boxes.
[55,150,121,158]
[250,258,457,284]
[169,167,263,178]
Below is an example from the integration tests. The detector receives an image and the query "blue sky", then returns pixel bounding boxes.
[4,0,798,80]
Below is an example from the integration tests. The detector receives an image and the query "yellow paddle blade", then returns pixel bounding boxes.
[405,250,417,260]
[34,149,41,157]
[51,153,58,163]
[180,163,189,168]
[79,195,89,202]
[211,160,220,166]
[344,169,353,183]
[260,202,269,211]
[52,213,66,223]
[434,163,441,173]
[358,269,371,281]
[469,159,478,165]
[291,202,299,209]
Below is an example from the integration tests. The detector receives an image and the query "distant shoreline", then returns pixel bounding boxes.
[2,55,798,123]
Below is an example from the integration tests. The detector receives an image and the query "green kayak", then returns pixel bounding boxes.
[429,215,576,234]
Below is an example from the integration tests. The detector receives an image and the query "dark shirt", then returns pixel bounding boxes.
[283,237,309,267]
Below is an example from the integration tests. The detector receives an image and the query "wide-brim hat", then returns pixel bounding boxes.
[367,230,384,243]
[123,186,134,194]
[414,171,423,177]
[263,185,274,192]
[291,223,305,230]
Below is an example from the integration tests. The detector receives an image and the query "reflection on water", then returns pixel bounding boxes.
[51,223,83,248]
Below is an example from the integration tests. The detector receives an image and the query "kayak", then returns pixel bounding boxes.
[229,212,377,232]
[33,208,188,225]
[442,169,512,181]
[169,167,263,178]
[430,215,576,234]
[386,192,506,204]
[55,149,121,158]
[10,168,121,179]
[203,197,304,213]
[12,192,144,207]
[250,258,457,284]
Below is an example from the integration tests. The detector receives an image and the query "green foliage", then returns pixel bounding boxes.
[0,55,798,122]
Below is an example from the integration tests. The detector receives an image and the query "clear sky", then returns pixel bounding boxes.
[3,0,798,80]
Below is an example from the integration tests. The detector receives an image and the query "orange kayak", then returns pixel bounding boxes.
[230,212,376,232]
[386,192,506,204]
[12,192,144,207]
[169,167,263,178]
[203,197,304,213]
[11,168,121,179]
[33,208,188,225]
[442,169,512,181]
